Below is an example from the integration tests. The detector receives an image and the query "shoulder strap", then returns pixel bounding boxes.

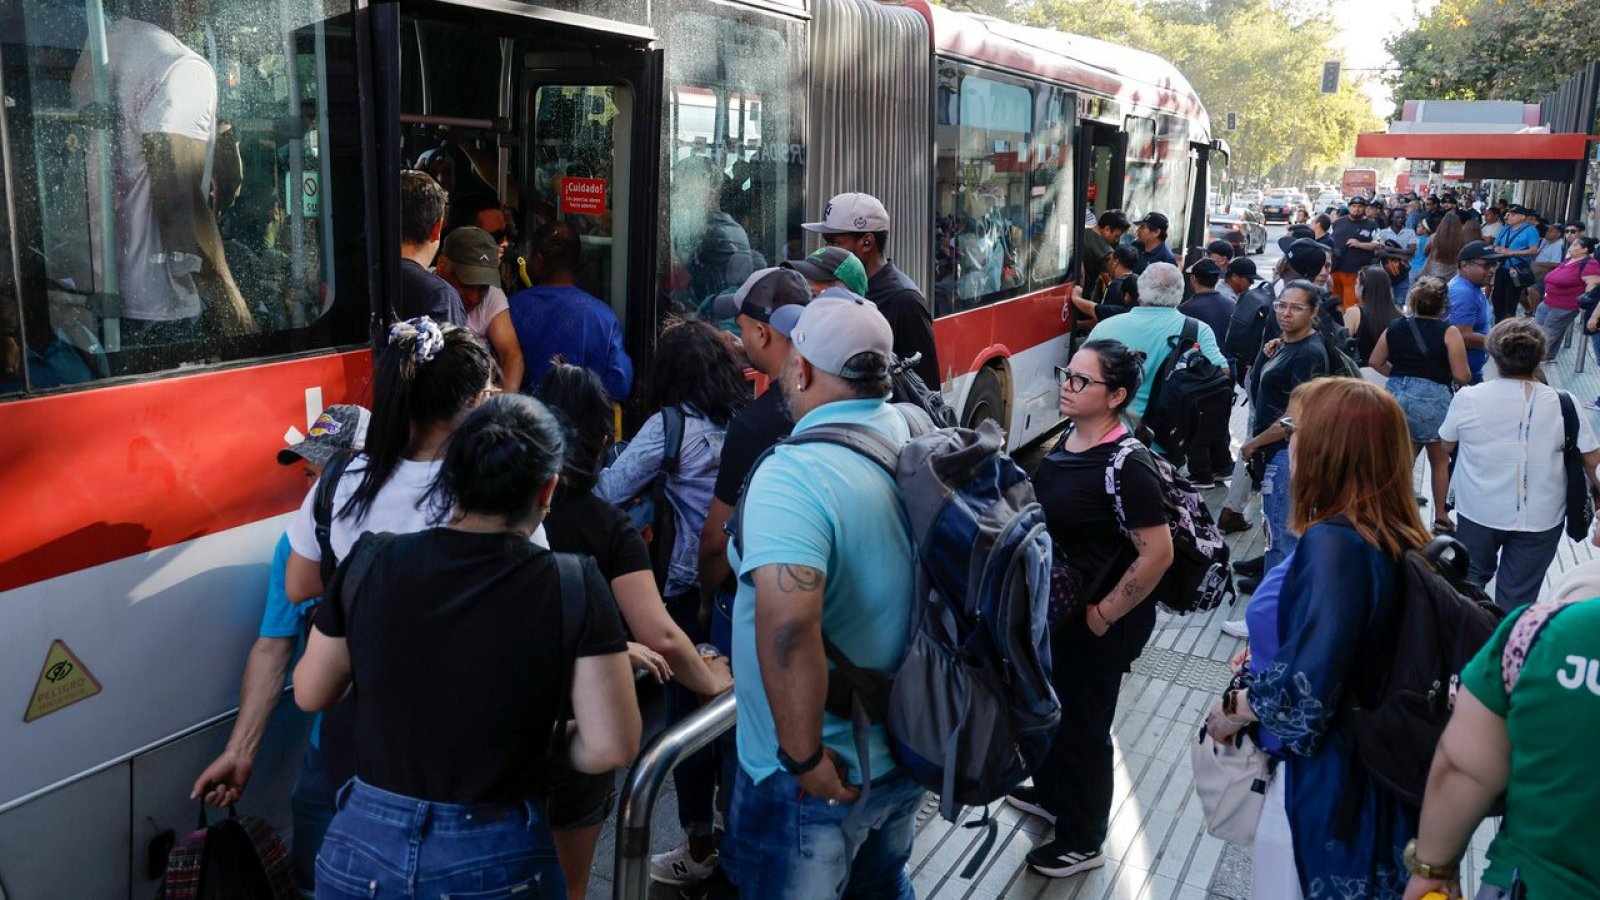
[1146,319,1199,419]
[335,531,397,626]
[659,405,686,475]
[313,450,355,587]
[1404,315,1427,356]
[547,551,590,764]
[1502,596,1585,695]
[1558,390,1578,452]
[728,422,904,563]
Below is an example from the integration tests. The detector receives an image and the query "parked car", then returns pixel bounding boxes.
[1314,191,1342,213]
[1209,208,1268,256]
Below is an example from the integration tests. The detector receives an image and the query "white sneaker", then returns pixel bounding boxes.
[1220,619,1250,639]
[649,844,718,885]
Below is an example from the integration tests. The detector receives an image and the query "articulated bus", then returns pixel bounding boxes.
[0,0,1214,893]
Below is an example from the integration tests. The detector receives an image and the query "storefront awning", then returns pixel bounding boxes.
[1354,131,1592,162]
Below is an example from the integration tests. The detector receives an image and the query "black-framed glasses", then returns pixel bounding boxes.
[1055,366,1109,393]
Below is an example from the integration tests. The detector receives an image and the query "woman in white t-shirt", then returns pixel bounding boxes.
[284,317,505,601]
[1438,319,1600,611]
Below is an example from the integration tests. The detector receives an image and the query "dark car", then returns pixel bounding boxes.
[1259,191,1301,223]
[1208,210,1267,255]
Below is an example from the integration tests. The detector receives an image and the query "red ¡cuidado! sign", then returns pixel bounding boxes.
[560,177,608,215]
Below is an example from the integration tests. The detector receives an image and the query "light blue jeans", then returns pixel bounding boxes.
[726,767,925,900]
[1262,447,1296,574]
[314,779,562,899]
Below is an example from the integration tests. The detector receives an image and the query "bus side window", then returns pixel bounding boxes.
[934,67,1037,316]
[1,0,370,397]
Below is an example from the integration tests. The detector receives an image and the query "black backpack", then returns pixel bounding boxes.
[1224,282,1273,379]
[1142,318,1235,468]
[1343,536,1505,810]
[889,352,957,428]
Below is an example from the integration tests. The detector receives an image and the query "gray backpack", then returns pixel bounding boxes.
[732,410,1060,875]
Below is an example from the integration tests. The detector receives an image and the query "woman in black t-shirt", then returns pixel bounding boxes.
[1010,340,1174,880]
[533,362,732,898]
[294,395,639,899]
[1369,277,1471,530]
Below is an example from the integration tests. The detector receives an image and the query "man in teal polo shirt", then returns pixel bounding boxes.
[726,292,924,898]
[1084,261,1229,418]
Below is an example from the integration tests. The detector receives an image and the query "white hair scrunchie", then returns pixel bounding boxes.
[388,316,446,365]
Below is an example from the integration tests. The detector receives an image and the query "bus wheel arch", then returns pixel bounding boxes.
[961,359,1011,432]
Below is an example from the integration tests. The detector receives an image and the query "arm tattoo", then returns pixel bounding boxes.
[776,564,823,594]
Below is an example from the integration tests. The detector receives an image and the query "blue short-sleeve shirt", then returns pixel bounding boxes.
[730,398,915,785]
[1446,275,1492,379]
[257,532,322,745]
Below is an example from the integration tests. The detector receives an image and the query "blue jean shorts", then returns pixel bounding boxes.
[1386,375,1454,443]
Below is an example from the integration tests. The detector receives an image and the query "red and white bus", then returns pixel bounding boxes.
[0,0,1213,893]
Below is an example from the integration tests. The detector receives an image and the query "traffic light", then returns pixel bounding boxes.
[1226,111,1237,131]
[1321,60,1340,94]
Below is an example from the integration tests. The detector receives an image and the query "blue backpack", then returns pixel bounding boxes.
[732,410,1059,873]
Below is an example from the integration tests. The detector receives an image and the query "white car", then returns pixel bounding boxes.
[1314,192,1342,212]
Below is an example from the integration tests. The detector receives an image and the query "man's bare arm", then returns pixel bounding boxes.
[144,132,256,335]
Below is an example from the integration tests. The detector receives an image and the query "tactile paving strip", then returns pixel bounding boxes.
[1130,645,1232,691]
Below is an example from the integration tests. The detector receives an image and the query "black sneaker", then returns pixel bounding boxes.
[1004,785,1056,824]
[1232,555,1265,577]
[1237,576,1260,594]
[1025,841,1105,878]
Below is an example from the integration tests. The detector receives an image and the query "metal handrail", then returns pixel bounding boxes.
[613,691,737,899]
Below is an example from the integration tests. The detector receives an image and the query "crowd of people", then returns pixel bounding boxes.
[187,170,1600,900]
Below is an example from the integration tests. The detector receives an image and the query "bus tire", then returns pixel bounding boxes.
[962,366,1006,432]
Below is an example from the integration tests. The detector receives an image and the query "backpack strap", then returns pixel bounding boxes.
[312,450,355,587]
[1146,319,1200,425]
[1403,315,1427,359]
[335,531,397,626]
[548,552,588,759]
[1501,596,1585,696]
[647,407,687,585]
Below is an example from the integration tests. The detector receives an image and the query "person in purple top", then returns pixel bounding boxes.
[508,222,633,399]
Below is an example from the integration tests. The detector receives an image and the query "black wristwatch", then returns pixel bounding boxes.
[777,745,826,776]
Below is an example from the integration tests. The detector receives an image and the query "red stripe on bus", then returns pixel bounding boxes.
[933,285,1072,379]
[0,351,372,592]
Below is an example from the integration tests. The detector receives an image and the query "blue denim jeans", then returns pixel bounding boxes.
[726,767,925,900]
[1262,447,1296,574]
[314,779,563,899]
[291,743,335,895]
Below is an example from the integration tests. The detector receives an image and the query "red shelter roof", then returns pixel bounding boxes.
[1354,132,1591,161]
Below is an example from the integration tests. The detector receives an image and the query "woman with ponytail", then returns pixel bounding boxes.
[294,394,640,898]
[1008,339,1175,879]
[284,317,507,601]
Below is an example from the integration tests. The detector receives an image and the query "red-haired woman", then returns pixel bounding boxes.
[1207,378,1431,899]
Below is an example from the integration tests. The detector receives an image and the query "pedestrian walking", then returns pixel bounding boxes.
[1439,319,1600,611]
[1368,278,1472,531]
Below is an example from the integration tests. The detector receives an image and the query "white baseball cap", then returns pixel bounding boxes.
[802,192,891,235]
[787,292,894,378]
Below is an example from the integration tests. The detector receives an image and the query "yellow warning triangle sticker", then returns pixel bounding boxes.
[24,640,102,723]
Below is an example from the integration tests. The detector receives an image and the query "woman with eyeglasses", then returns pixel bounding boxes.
[1237,282,1334,579]
[1008,339,1174,879]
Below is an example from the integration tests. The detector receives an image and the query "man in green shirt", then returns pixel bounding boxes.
[1403,570,1600,899]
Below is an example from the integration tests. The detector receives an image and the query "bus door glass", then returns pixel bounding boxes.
[1122,115,1158,222]
[2,0,371,396]
[661,11,806,319]
[1079,120,1124,221]
[528,84,630,314]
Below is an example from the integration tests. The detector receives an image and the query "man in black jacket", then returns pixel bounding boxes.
[804,192,940,385]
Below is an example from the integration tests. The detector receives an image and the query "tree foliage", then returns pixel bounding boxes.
[1386,0,1600,108]
[943,0,1382,184]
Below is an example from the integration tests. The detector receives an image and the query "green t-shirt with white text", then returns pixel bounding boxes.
[1459,597,1600,896]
